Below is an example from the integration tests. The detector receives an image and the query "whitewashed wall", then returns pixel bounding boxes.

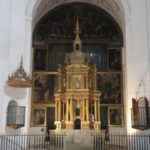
[0,0,150,134]
[0,0,11,134]
[125,0,150,134]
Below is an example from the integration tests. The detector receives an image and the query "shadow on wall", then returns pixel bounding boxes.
[4,84,27,99]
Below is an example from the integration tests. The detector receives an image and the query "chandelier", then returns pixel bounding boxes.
[7,57,32,88]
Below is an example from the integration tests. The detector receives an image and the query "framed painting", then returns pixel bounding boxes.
[32,74,56,103]
[32,109,45,126]
[109,107,122,126]
[109,49,121,71]
[97,73,121,104]
[34,49,47,71]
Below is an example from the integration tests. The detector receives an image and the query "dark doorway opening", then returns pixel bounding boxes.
[74,118,81,129]
[101,106,108,129]
[47,107,55,130]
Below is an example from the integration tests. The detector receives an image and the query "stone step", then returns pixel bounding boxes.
[66,143,92,150]
[64,130,93,150]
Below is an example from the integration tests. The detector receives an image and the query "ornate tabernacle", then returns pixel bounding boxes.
[7,57,32,88]
[54,17,101,130]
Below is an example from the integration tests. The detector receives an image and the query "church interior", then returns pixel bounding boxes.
[1,0,150,149]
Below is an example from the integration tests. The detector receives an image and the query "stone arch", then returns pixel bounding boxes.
[25,0,133,133]
[26,0,131,29]
[25,0,132,56]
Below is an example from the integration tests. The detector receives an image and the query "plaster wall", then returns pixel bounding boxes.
[0,0,149,134]
[124,0,150,134]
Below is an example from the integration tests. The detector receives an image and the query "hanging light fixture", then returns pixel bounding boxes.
[7,57,32,88]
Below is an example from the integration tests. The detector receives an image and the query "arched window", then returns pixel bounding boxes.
[7,100,25,128]
[7,101,17,126]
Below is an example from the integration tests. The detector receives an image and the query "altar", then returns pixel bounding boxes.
[54,17,101,130]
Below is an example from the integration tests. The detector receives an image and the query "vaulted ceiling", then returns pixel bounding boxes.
[33,2,123,45]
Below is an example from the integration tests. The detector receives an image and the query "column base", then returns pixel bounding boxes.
[81,121,90,129]
[94,121,101,130]
[55,121,61,130]
[65,121,73,129]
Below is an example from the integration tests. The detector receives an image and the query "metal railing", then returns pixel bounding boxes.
[1,133,150,150]
[93,134,150,150]
[0,134,65,150]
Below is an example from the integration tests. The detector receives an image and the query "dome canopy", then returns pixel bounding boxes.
[7,57,32,88]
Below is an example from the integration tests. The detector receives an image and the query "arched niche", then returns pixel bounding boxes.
[24,0,133,132]
[31,2,124,130]
[7,101,18,127]
[6,100,25,129]
[26,0,131,32]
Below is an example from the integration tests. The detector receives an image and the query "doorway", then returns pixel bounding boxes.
[46,107,55,130]
[74,118,81,129]
[101,106,108,129]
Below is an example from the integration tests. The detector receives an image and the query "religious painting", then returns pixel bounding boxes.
[33,109,45,126]
[32,74,55,103]
[85,47,108,70]
[72,75,82,89]
[109,49,121,71]
[33,3,122,43]
[47,45,72,71]
[97,73,121,104]
[34,49,47,71]
[132,97,149,129]
[109,108,122,126]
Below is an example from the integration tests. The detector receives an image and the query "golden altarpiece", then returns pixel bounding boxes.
[54,18,101,130]
[31,3,123,130]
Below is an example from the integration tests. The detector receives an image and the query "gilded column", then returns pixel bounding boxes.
[55,100,58,121]
[94,99,97,121]
[85,99,87,121]
[63,102,65,121]
[86,75,88,89]
[68,99,70,121]
[82,99,85,128]
[66,98,69,121]
[58,100,61,121]
[57,101,59,121]
[70,97,73,121]
[97,99,100,122]
[81,100,83,121]
[86,99,89,121]
[83,99,85,121]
